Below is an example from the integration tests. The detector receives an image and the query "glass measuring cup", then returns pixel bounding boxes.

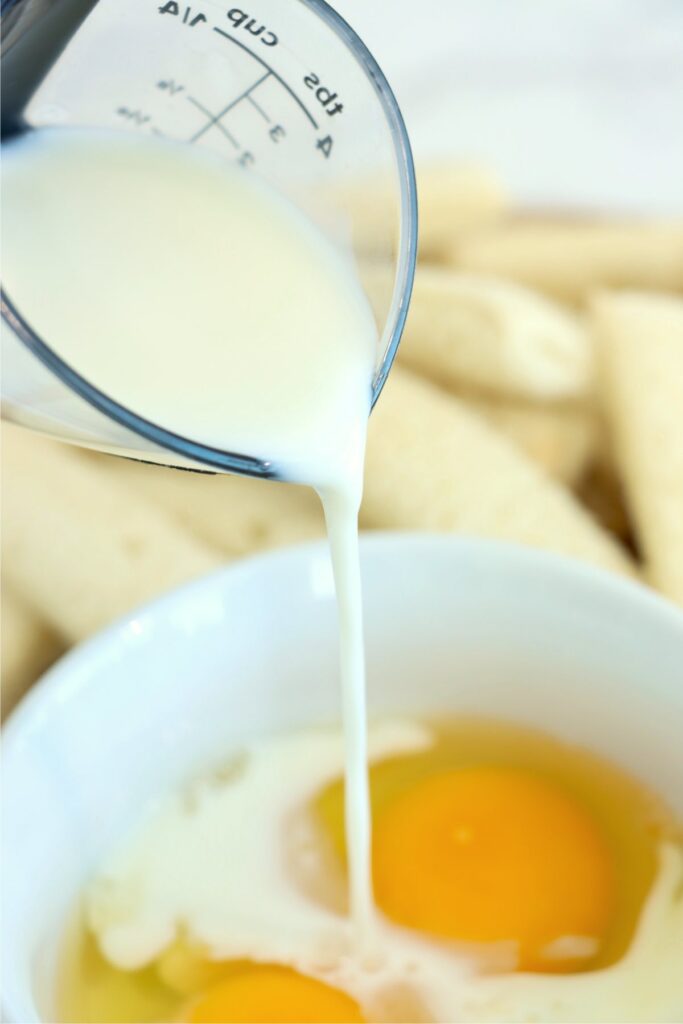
[1,0,417,475]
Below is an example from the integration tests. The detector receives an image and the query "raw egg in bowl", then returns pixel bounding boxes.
[2,538,682,1022]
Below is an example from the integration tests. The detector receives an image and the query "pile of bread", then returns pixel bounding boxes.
[3,165,682,714]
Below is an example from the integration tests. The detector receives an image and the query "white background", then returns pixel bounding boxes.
[333,0,683,213]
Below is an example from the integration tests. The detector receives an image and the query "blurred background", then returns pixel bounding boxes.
[335,0,683,213]
[2,0,683,716]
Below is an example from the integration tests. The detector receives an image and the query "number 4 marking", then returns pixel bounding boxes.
[316,135,333,159]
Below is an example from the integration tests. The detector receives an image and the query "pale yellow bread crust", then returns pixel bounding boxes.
[595,292,683,605]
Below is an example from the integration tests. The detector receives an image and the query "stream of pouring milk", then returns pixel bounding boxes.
[1,129,379,935]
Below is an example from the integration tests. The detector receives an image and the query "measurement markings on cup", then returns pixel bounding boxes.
[188,71,272,144]
[212,28,319,130]
[247,92,271,124]
[155,6,335,159]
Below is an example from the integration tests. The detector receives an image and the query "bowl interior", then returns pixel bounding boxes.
[2,535,683,1022]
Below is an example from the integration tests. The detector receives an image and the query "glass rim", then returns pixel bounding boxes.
[1,0,418,476]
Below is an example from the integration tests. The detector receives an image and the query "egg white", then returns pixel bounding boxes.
[87,721,683,1022]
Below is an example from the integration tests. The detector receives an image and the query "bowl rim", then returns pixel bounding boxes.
[3,533,683,1023]
[4,532,683,751]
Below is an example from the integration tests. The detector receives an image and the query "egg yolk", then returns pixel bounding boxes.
[185,964,365,1023]
[372,767,615,972]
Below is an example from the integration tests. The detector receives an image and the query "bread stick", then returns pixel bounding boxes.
[595,292,683,603]
[462,396,597,485]
[362,367,634,577]
[345,165,506,261]
[108,458,325,558]
[453,222,683,304]
[1,428,221,641]
[415,165,507,262]
[366,265,593,400]
[1,586,65,716]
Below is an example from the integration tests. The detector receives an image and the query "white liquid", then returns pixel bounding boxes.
[1,129,377,933]
[87,722,683,1021]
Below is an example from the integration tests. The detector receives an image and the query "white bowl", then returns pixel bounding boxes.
[2,535,683,1022]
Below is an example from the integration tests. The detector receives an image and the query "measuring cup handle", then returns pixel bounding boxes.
[1,0,97,139]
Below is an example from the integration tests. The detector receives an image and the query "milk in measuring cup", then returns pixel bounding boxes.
[1,127,378,934]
